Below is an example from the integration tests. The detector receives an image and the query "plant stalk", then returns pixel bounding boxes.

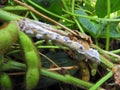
[105,0,111,50]
[89,71,113,90]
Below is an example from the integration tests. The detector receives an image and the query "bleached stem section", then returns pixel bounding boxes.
[18,19,100,63]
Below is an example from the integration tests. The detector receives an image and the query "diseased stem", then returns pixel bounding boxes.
[13,0,78,36]
[18,18,100,63]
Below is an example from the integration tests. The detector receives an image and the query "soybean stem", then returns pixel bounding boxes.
[41,68,103,89]
[105,0,111,50]
[89,71,113,90]
[71,0,84,33]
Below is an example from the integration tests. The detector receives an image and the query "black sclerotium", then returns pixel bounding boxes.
[79,45,83,50]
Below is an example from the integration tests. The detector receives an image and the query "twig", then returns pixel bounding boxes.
[7,66,78,75]
[48,66,78,71]
[39,52,60,68]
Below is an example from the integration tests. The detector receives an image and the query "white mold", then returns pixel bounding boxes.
[52,34,60,40]
[25,30,34,34]
[36,34,43,39]
[63,36,70,42]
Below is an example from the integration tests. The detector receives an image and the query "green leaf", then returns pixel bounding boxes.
[95,0,120,17]
[75,9,120,38]
[31,0,62,20]
[41,51,77,76]
[75,10,98,37]
[38,51,78,88]
[98,20,120,38]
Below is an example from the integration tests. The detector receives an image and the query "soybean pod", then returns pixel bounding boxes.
[0,73,12,90]
[18,31,41,90]
[0,21,18,54]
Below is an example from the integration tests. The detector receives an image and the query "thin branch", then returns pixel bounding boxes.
[8,66,78,75]
[39,52,60,68]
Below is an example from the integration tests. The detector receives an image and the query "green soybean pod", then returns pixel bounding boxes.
[0,73,12,90]
[0,21,18,54]
[18,31,41,90]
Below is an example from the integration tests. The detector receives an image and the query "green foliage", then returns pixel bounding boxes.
[42,51,77,74]
[75,9,120,38]
[30,0,62,20]
[98,20,120,38]
[95,0,120,17]
[1,0,120,90]
[75,9,98,37]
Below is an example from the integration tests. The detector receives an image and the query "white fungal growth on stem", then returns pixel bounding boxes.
[18,19,101,63]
